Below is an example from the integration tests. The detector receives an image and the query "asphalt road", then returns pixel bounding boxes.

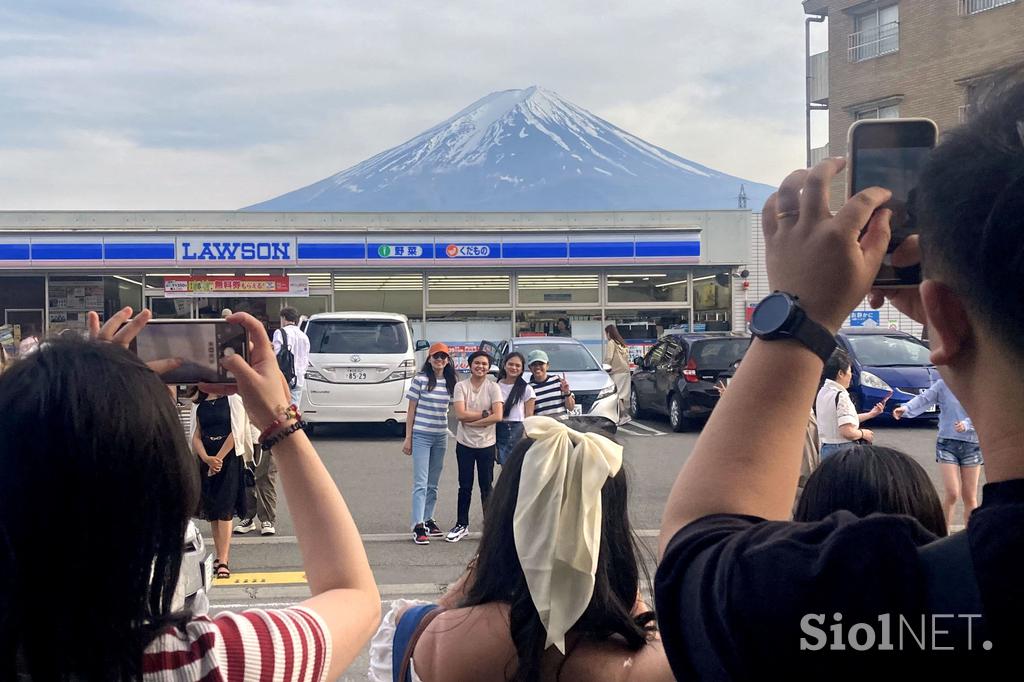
[205,415,961,680]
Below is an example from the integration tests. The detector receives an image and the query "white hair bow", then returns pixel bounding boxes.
[513,415,624,653]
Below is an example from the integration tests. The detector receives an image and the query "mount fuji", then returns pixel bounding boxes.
[243,86,775,212]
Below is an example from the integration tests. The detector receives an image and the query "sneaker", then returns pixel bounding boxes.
[445,523,469,543]
[413,525,430,545]
[260,521,276,536]
[233,518,257,534]
[424,519,445,537]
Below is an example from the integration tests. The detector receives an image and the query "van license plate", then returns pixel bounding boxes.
[347,371,368,381]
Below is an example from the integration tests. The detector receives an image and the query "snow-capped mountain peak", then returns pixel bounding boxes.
[244,86,774,212]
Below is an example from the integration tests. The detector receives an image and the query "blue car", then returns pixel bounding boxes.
[836,327,940,420]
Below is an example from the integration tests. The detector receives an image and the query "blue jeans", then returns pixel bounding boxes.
[495,421,525,465]
[411,431,448,528]
[820,442,854,460]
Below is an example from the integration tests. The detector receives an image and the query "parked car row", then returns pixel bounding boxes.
[295,311,938,433]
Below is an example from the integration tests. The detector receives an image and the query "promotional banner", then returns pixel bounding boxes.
[163,275,309,298]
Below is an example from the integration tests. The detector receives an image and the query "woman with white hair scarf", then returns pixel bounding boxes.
[369,416,674,682]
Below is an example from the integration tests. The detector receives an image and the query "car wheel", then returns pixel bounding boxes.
[669,394,687,432]
[629,386,645,419]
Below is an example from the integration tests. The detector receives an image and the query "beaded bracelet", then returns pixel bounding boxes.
[261,419,306,451]
[259,404,301,442]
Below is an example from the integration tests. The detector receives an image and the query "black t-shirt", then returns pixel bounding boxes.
[654,479,1024,679]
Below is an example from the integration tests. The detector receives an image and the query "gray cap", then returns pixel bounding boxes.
[526,350,549,366]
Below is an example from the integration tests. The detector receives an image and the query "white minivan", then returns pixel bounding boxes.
[300,312,428,433]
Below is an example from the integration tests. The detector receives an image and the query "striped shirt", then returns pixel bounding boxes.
[405,373,452,435]
[142,607,331,681]
[531,376,567,417]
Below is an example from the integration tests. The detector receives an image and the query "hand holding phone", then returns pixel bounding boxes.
[847,118,938,287]
[129,319,250,385]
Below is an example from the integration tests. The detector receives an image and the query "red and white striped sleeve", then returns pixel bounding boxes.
[143,606,332,681]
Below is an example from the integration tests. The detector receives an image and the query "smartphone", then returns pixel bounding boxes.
[847,118,938,287]
[129,319,249,384]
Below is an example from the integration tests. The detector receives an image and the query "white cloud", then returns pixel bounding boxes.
[0,0,811,209]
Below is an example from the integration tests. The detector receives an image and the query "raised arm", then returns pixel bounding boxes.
[659,159,893,556]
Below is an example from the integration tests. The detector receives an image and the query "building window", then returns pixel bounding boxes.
[848,4,899,62]
[516,273,599,305]
[855,103,901,119]
[332,273,424,322]
[606,269,689,305]
[427,273,510,307]
[959,0,1016,16]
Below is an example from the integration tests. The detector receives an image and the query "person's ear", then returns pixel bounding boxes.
[920,279,973,366]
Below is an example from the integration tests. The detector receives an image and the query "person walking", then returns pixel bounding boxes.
[495,352,536,466]
[814,348,885,459]
[604,324,632,425]
[232,418,279,537]
[894,378,982,526]
[402,342,457,545]
[190,388,253,579]
[272,306,310,408]
[527,350,576,417]
[448,350,503,543]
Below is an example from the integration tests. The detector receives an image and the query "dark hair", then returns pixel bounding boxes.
[467,350,492,367]
[279,307,300,324]
[557,318,570,328]
[605,325,627,348]
[822,348,851,381]
[918,79,1024,357]
[459,418,655,681]
[0,339,199,679]
[419,357,457,396]
[795,445,947,537]
[497,352,529,413]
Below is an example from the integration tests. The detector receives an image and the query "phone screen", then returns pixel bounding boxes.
[131,320,248,384]
[849,118,937,287]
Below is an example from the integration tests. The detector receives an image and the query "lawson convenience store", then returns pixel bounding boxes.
[0,210,752,361]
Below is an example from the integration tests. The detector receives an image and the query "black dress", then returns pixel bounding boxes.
[196,396,246,521]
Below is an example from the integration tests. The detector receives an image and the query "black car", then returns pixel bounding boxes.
[630,333,751,431]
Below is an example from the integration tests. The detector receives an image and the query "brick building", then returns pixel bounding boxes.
[760,0,1024,333]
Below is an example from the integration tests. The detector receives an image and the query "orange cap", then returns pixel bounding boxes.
[428,342,450,356]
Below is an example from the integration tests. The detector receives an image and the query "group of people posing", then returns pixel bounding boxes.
[402,344,576,545]
[2,81,1022,680]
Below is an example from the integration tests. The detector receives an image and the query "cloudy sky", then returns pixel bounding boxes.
[0,0,828,210]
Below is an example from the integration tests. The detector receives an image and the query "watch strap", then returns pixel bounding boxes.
[789,307,838,363]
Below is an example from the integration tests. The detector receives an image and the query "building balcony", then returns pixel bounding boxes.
[848,21,899,63]
[959,0,1016,16]
[810,143,831,167]
[809,51,829,104]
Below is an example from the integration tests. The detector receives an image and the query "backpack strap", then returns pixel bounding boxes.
[393,604,445,682]
[918,531,985,637]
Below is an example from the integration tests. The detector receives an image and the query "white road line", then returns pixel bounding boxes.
[616,426,647,436]
[627,421,668,435]
[228,529,661,545]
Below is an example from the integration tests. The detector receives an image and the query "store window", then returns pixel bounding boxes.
[604,308,690,365]
[691,269,733,331]
[333,273,423,321]
[144,274,192,319]
[47,275,143,335]
[606,269,689,304]
[514,309,603,358]
[516,273,599,305]
[425,310,513,370]
[0,276,45,344]
[427,274,511,306]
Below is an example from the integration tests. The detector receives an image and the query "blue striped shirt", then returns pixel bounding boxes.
[406,373,452,435]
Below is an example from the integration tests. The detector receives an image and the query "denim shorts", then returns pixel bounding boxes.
[936,437,984,467]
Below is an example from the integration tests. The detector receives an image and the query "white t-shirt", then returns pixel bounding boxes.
[272,324,311,387]
[497,381,537,422]
[454,379,503,448]
[815,379,859,445]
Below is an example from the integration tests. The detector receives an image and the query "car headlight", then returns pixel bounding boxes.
[860,371,892,392]
[596,384,617,400]
[305,368,328,382]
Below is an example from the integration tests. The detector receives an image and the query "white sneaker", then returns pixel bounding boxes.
[233,518,257,534]
[445,523,469,543]
[260,521,276,536]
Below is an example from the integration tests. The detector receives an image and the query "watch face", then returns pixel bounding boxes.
[751,294,793,335]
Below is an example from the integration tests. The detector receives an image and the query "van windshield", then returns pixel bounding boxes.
[306,320,408,354]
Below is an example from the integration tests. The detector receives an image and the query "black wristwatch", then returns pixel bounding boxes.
[481,409,490,419]
[749,292,837,363]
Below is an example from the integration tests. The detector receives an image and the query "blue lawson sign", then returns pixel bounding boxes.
[849,310,881,327]
[176,237,296,263]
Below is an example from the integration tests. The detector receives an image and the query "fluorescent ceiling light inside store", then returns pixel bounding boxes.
[113,275,143,287]
[657,279,688,288]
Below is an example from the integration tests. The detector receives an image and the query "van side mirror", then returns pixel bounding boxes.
[414,340,429,351]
